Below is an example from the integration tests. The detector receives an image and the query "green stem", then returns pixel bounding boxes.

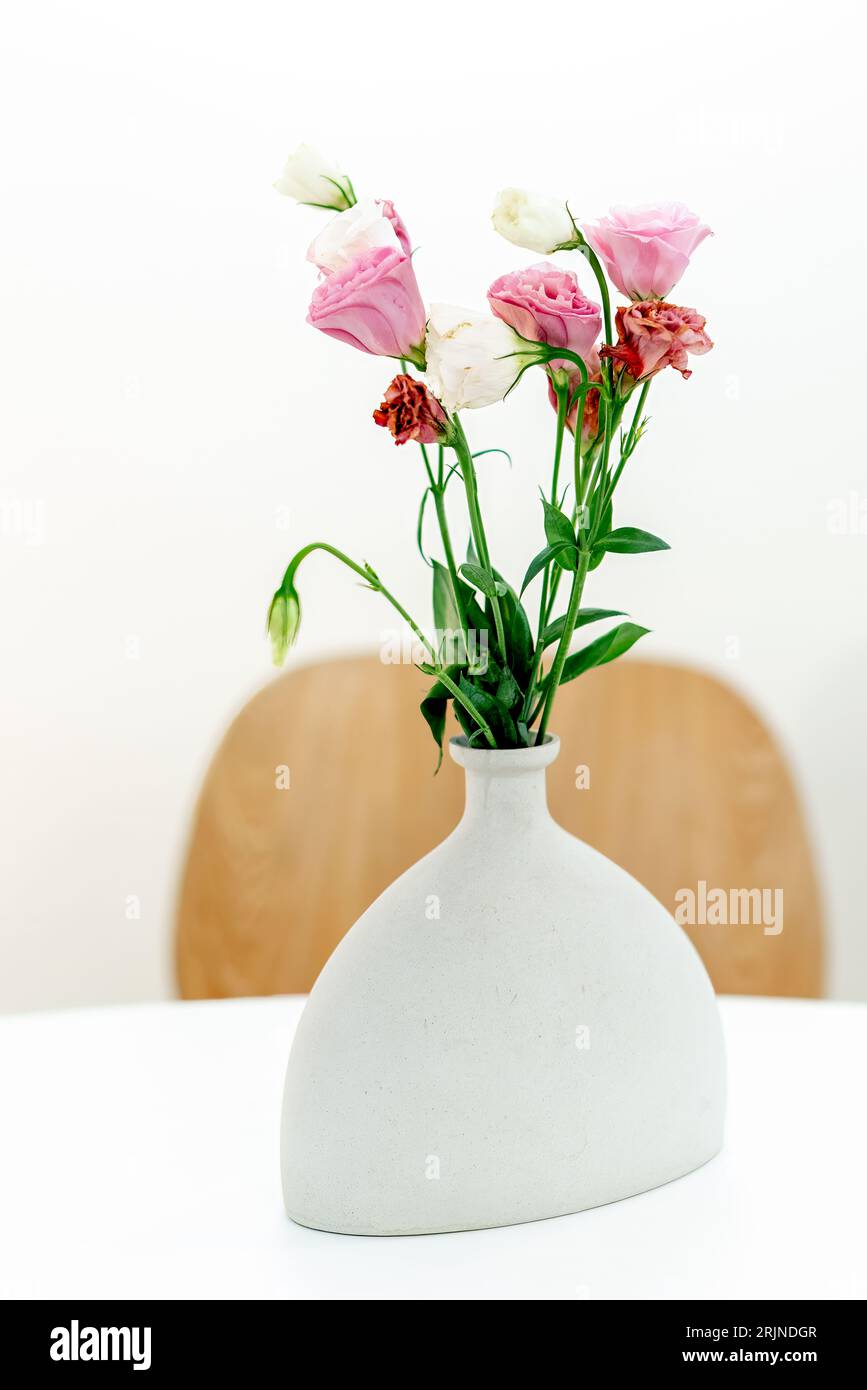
[530,353,622,738]
[418,442,436,489]
[450,417,507,661]
[281,541,436,661]
[522,381,568,719]
[625,380,650,453]
[432,484,470,644]
[538,383,569,623]
[540,492,585,636]
[581,391,622,541]
[573,235,616,397]
[580,244,613,349]
[535,549,591,744]
[599,381,650,517]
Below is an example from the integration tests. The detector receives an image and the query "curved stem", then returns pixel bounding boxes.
[413,429,469,655]
[432,484,470,643]
[281,541,436,660]
[579,244,613,349]
[379,581,437,661]
[418,442,436,489]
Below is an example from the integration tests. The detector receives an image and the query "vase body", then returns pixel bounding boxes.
[281,735,725,1235]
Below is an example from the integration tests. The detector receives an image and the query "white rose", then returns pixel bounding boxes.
[307,198,401,273]
[492,187,575,255]
[424,304,537,413]
[273,144,353,210]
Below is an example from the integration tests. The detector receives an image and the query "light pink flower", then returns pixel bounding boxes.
[307,245,427,362]
[487,262,601,365]
[379,200,411,256]
[547,349,603,441]
[307,197,412,274]
[584,203,712,300]
[600,302,713,381]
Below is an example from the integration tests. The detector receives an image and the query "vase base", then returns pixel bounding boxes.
[284,1141,724,1238]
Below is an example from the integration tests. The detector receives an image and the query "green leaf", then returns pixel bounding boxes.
[520,542,572,595]
[494,664,521,713]
[458,675,517,746]
[587,495,612,569]
[431,567,490,669]
[501,589,534,688]
[593,526,670,556]
[420,692,447,772]
[460,562,508,599]
[419,663,465,773]
[540,608,626,650]
[432,559,460,648]
[471,448,513,467]
[542,499,578,571]
[546,622,650,689]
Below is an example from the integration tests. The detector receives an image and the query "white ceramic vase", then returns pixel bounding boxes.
[281,734,726,1235]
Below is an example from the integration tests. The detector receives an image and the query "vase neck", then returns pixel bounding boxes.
[448,736,560,837]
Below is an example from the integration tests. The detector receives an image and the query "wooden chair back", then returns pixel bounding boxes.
[176,655,823,998]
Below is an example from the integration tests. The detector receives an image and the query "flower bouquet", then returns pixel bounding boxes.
[273,147,725,1237]
[268,145,713,766]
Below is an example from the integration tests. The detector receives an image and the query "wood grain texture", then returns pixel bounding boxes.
[176,655,823,999]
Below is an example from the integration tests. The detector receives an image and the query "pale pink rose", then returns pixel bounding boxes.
[307,197,412,274]
[379,200,411,256]
[600,301,713,381]
[487,262,601,365]
[546,349,603,441]
[584,203,712,300]
[307,245,427,362]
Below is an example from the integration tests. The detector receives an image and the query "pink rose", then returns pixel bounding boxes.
[547,349,603,441]
[487,262,601,365]
[600,302,713,381]
[307,245,427,362]
[584,203,712,300]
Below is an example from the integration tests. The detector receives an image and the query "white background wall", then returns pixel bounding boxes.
[2,0,865,1011]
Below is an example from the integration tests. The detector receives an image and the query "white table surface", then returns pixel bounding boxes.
[0,995,864,1301]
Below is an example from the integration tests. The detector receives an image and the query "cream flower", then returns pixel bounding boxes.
[492,188,575,255]
[424,304,538,412]
[273,144,353,210]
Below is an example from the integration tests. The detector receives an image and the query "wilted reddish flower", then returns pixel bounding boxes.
[601,301,713,381]
[373,374,449,446]
[547,349,603,442]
